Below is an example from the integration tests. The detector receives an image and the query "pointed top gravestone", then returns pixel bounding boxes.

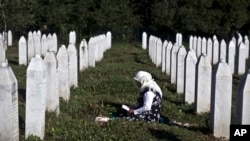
[195,53,212,113]
[107,31,112,49]
[244,35,249,59]
[220,39,226,62]
[52,33,58,52]
[67,44,78,87]
[0,34,6,63]
[7,30,12,46]
[166,41,173,75]
[228,40,236,74]
[201,37,207,54]
[176,46,187,94]
[41,34,47,57]
[0,60,19,141]
[142,32,147,50]
[171,44,179,84]
[25,55,46,140]
[184,49,197,104]
[44,50,59,115]
[207,38,212,63]
[57,45,70,101]
[213,38,219,65]
[79,39,88,71]
[18,36,27,65]
[189,35,193,50]
[236,69,250,125]
[210,59,232,139]
[162,40,168,73]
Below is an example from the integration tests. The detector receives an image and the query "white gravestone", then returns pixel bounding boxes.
[44,50,59,115]
[67,43,78,87]
[7,30,12,46]
[34,31,41,55]
[142,32,147,50]
[236,69,250,124]
[57,45,70,101]
[94,37,99,62]
[210,60,232,139]
[178,33,182,46]
[27,31,34,61]
[184,50,197,104]
[212,38,219,65]
[47,34,52,51]
[237,43,246,75]
[228,40,235,74]
[201,37,207,54]
[166,42,173,75]
[176,33,179,46]
[176,46,187,94]
[219,39,226,62]
[52,33,58,52]
[156,39,162,67]
[107,31,112,49]
[18,36,27,65]
[162,40,168,73]
[88,38,96,67]
[69,31,76,45]
[193,36,197,56]
[41,34,47,57]
[149,36,153,58]
[152,38,158,64]
[196,37,202,57]
[195,53,212,113]
[189,35,193,50]
[170,44,179,84]
[25,55,46,140]
[0,61,19,141]
[244,35,249,59]
[207,38,212,63]
[0,34,6,63]
[79,39,88,71]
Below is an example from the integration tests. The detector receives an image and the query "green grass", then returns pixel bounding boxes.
[6,41,240,141]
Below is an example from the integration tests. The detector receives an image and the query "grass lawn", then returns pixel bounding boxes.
[6,41,240,141]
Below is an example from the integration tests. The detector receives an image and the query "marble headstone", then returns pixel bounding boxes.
[25,55,46,140]
[18,36,27,65]
[0,61,19,141]
[57,45,70,101]
[210,60,232,139]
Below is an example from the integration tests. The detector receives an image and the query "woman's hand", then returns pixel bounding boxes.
[128,108,134,115]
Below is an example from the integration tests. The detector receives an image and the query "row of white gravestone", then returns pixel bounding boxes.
[18,31,58,65]
[0,30,112,140]
[145,32,250,139]
[78,31,112,71]
[189,34,249,75]
[0,31,13,63]
[12,31,112,140]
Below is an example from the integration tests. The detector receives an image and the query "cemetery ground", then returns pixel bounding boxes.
[7,41,241,141]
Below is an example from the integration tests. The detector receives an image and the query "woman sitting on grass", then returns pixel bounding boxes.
[121,70,163,123]
[96,71,163,123]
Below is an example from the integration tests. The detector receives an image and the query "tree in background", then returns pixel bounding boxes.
[150,0,250,40]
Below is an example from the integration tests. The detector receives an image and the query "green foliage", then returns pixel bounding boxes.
[150,0,250,37]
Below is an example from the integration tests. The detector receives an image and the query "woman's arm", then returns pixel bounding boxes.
[133,91,155,115]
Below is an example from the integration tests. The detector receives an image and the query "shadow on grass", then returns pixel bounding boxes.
[148,128,181,141]
[8,58,19,66]
[18,88,26,102]
[102,101,128,117]
[131,52,147,65]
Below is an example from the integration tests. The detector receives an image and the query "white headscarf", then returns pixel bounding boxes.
[134,71,162,97]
